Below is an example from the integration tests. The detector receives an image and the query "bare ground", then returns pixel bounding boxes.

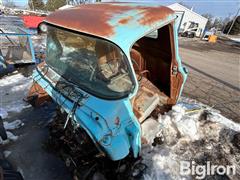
[179,37,240,123]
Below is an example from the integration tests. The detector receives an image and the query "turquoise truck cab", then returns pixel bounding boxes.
[30,3,188,161]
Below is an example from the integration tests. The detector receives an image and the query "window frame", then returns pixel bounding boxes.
[45,23,136,100]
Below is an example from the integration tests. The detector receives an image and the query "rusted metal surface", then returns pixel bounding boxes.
[168,22,184,105]
[26,82,52,107]
[138,6,173,25]
[132,76,168,123]
[118,17,132,25]
[131,23,184,106]
[45,3,174,38]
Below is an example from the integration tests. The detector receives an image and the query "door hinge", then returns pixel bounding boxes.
[172,66,178,75]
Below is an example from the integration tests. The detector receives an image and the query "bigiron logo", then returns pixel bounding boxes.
[180,161,236,179]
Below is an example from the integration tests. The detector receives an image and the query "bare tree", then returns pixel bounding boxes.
[202,13,214,30]
[212,17,224,30]
[46,0,66,11]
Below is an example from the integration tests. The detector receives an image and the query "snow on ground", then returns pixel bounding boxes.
[0,72,31,145]
[0,72,239,179]
[142,97,240,180]
[0,72,32,118]
[3,120,24,130]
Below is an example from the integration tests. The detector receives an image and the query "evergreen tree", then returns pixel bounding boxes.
[202,13,214,30]
[28,0,45,10]
[45,0,66,11]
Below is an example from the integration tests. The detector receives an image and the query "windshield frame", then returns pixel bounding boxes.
[45,23,136,100]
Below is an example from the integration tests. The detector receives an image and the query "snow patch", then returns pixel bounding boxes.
[141,97,240,180]
[4,120,24,130]
[3,150,12,158]
[0,131,19,145]
[0,108,8,119]
[0,120,24,145]
[0,73,30,87]
[0,73,29,145]
[0,73,32,118]
[206,110,240,132]
[6,131,18,141]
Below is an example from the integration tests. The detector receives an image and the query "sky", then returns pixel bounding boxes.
[2,0,240,18]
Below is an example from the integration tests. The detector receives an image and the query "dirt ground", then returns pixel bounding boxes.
[179,37,240,123]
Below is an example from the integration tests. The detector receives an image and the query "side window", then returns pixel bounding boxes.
[46,26,135,99]
[131,24,174,97]
[145,30,158,39]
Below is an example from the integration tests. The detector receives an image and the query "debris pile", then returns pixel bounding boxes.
[142,97,240,180]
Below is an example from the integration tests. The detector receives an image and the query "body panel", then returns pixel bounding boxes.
[29,3,188,161]
[32,66,141,160]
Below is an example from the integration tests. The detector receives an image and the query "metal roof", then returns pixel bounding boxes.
[45,3,175,50]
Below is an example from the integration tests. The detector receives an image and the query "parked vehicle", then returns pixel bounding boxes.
[28,3,188,163]
[21,15,47,33]
[180,21,203,38]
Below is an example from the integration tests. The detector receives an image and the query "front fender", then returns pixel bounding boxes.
[32,70,141,160]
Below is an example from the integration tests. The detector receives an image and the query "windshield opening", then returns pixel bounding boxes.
[46,25,134,99]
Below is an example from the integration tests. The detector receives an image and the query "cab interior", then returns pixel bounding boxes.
[130,24,174,122]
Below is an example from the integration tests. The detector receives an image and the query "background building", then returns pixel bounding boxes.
[168,3,208,37]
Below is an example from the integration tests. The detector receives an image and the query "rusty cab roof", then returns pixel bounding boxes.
[45,3,175,53]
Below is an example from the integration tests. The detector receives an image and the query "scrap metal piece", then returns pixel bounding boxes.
[0,20,36,65]
[25,82,52,107]
[132,76,168,123]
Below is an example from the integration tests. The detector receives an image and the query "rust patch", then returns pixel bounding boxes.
[45,3,174,37]
[46,8,113,37]
[26,82,52,107]
[118,17,132,24]
[46,4,135,37]
[138,6,174,25]
[132,76,168,123]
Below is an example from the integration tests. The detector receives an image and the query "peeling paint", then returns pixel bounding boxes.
[45,3,174,39]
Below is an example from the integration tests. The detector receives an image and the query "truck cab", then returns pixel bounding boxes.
[29,3,188,161]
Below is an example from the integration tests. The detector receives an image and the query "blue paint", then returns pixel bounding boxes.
[33,70,141,160]
[173,20,188,97]
[28,35,36,63]
[0,33,32,36]
[108,11,176,98]
[34,4,188,161]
